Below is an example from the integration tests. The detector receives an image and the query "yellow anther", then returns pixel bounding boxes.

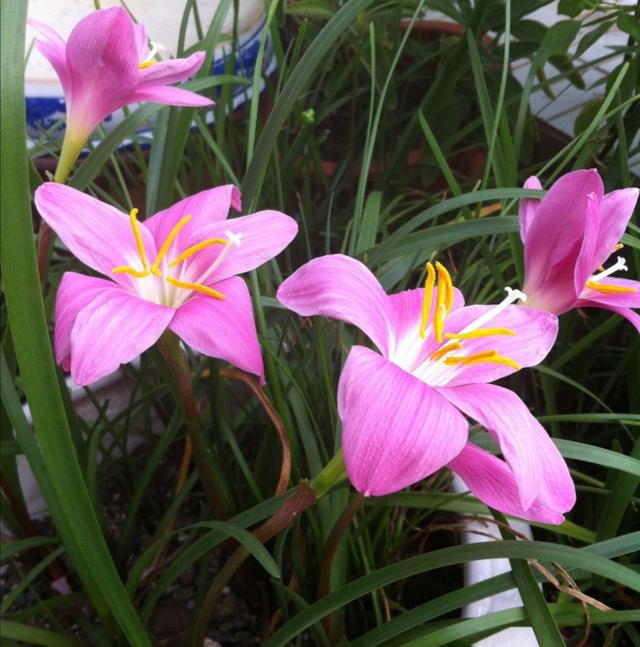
[128,208,150,271]
[419,263,436,340]
[151,215,192,273]
[429,342,462,361]
[444,350,497,365]
[597,266,605,272]
[433,263,450,343]
[614,243,624,252]
[436,261,454,313]
[169,237,228,268]
[445,327,516,340]
[138,60,156,69]
[585,280,638,295]
[165,276,225,300]
[112,265,151,278]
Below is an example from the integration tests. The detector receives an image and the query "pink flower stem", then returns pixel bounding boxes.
[156,330,229,520]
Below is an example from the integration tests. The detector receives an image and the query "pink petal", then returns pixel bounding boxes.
[577,278,640,332]
[138,52,206,86]
[28,18,70,89]
[277,254,395,356]
[413,304,558,387]
[132,23,148,61]
[524,169,604,312]
[64,7,139,131]
[519,175,542,243]
[169,277,264,381]
[69,286,174,385]
[55,272,124,370]
[439,383,575,512]
[198,211,297,282]
[338,345,468,496]
[387,286,465,372]
[591,188,640,270]
[34,183,157,289]
[449,444,568,524]
[573,192,601,295]
[144,185,241,257]
[128,84,213,107]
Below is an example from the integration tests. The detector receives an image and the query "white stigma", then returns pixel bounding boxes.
[591,256,628,282]
[226,230,242,247]
[141,41,165,64]
[459,287,527,335]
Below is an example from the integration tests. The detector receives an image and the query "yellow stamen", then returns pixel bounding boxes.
[138,60,156,69]
[419,263,436,339]
[168,237,228,268]
[434,262,449,343]
[597,266,605,272]
[437,261,454,313]
[444,350,497,365]
[429,342,462,361]
[445,327,516,340]
[165,276,225,300]
[129,208,149,271]
[614,243,624,252]
[585,280,638,295]
[112,265,151,278]
[151,215,192,273]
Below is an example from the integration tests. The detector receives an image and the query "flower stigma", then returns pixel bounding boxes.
[139,41,165,69]
[585,255,638,295]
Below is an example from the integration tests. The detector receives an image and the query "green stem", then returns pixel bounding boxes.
[156,331,229,519]
[310,449,347,498]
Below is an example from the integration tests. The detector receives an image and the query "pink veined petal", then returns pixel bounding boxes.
[144,185,241,258]
[387,286,465,373]
[577,277,640,332]
[138,52,206,86]
[573,192,601,295]
[449,444,567,524]
[169,277,264,381]
[34,183,157,289]
[195,210,298,283]
[128,84,213,107]
[519,175,543,243]
[591,188,640,271]
[54,272,125,370]
[277,254,395,356]
[338,345,468,496]
[28,18,70,89]
[69,287,174,386]
[413,304,558,387]
[132,23,148,61]
[64,7,139,129]
[524,169,604,310]
[439,383,575,512]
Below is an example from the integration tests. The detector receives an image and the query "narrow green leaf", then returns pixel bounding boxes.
[1,620,86,647]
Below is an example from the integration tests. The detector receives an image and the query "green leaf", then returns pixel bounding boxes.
[540,20,581,59]
[617,13,640,42]
[1,536,58,563]
[0,3,150,644]
[0,620,86,647]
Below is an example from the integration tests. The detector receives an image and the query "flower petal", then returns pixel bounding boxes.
[591,188,640,270]
[338,346,468,496]
[413,304,558,387]
[64,7,139,129]
[277,254,394,356]
[519,175,542,243]
[439,383,575,512]
[387,286,465,372]
[573,192,601,295]
[34,183,157,288]
[138,52,206,86]
[449,444,568,524]
[144,185,241,256]
[28,18,70,89]
[55,272,124,370]
[577,277,640,332]
[169,277,264,381]
[524,169,604,312]
[128,84,213,107]
[69,287,174,385]
[132,23,148,60]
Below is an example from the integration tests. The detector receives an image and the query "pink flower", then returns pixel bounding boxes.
[520,169,640,331]
[34,183,297,386]
[28,7,212,143]
[277,255,575,523]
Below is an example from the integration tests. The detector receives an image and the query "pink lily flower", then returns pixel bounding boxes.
[28,7,212,146]
[277,255,575,523]
[34,183,297,386]
[520,169,640,331]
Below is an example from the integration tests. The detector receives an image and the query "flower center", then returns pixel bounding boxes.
[585,252,637,295]
[138,41,165,69]
[112,208,240,306]
[417,262,525,379]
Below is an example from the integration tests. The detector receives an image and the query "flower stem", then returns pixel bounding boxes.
[310,449,348,498]
[157,332,228,519]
